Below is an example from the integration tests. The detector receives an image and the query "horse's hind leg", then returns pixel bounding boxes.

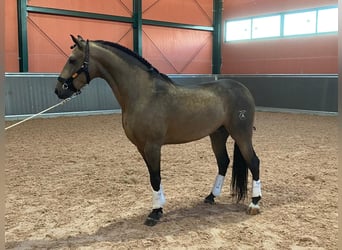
[205,126,230,204]
[233,137,262,215]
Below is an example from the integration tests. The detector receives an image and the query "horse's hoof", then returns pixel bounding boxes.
[144,208,163,226]
[252,196,261,205]
[247,202,260,215]
[204,193,215,204]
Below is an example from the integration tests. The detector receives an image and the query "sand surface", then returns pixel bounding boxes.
[5,112,337,249]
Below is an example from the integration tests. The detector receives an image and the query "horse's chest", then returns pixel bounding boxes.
[122,115,136,142]
[122,113,148,145]
[122,111,166,146]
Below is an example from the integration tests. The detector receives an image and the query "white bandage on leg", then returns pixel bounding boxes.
[252,179,262,197]
[212,174,225,196]
[152,185,166,209]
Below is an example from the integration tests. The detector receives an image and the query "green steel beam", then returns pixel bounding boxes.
[17,0,28,72]
[212,0,222,74]
[143,19,213,32]
[26,6,133,23]
[26,5,213,32]
[133,0,142,55]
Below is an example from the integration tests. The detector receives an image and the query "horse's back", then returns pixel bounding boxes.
[199,79,255,109]
[204,79,251,94]
[169,78,255,118]
[180,79,252,98]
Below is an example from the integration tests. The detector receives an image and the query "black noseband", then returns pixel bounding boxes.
[58,40,90,93]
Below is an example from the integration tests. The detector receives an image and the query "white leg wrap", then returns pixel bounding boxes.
[212,174,225,196]
[252,179,262,197]
[152,185,166,209]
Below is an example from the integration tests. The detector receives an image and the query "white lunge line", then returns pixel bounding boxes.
[5,95,77,131]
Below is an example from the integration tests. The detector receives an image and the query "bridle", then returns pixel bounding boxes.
[57,40,91,93]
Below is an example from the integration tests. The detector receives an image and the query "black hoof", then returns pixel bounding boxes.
[144,208,163,226]
[252,196,261,205]
[204,193,215,204]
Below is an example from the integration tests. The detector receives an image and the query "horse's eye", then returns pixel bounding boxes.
[68,58,76,64]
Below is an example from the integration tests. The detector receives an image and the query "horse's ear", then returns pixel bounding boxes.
[77,35,85,41]
[70,34,85,50]
[70,34,78,44]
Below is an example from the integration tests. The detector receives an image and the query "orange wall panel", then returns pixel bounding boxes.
[27,13,133,72]
[222,0,338,74]
[224,0,337,19]
[28,0,132,17]
[222,36,337,74]
[8,1,213,73]
[5,0,19,72]
[143,0,212,26]
[7,1,338,74]
[143,26,212,74]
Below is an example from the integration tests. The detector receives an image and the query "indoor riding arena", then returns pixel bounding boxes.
[4,1,338,249]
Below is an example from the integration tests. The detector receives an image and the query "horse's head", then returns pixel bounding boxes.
[55,35,92,99]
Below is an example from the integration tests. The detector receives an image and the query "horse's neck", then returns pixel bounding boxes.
[93,46,153,110]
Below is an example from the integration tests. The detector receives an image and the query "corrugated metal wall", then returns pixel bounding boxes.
[5,74,337,117]
[5,74,119,115]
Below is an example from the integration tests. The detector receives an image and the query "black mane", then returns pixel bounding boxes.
[93,40,173,83]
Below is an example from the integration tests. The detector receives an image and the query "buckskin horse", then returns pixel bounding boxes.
[55,35,262,226]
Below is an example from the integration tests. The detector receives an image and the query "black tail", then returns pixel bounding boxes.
[231,142,248,202]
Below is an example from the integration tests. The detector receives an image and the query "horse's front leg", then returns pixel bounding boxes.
[138,143,165,226]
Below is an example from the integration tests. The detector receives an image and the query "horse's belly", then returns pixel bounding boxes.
[164,117,223,144]
[164,131,211,144]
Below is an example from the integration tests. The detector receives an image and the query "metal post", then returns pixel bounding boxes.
[17,0,29,72]
[212,0,222,74]
[133,0,142,56]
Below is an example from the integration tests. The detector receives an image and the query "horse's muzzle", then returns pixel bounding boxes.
[54,87,73,99]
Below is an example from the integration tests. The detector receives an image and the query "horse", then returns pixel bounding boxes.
[55,35,262,226]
